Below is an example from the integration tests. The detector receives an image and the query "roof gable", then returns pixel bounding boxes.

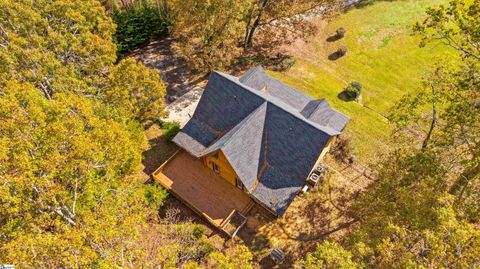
[203,103,267,191]
[301,99,350,132]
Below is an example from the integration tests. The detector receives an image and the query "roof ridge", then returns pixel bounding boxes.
[200,102,267,156]
[239,66,264,84]
[216,102,267,149]
[213,71,341,136]
[308,98,329,118]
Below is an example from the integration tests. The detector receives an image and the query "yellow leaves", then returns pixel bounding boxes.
[0,0,171,267]
[204,245,253,269]
[297,241,360,269]
[171,0,249,71]
[106,57,166,122]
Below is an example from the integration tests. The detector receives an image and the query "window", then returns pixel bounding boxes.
[212,162,219,173]
[235,178,243,190]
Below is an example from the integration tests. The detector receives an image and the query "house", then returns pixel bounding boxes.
[153,66,349,236]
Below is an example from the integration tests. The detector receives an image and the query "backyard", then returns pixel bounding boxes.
[270,0,454,163]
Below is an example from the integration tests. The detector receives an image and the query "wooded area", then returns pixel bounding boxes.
[0,0,479,268]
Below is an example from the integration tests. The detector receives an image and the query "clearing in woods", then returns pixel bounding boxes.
[137,1,457,267]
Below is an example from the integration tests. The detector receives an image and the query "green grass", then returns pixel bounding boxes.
[269,0,456,163]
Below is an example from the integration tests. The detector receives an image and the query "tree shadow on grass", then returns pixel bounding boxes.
[326,34,342,42]
[337,90,356,102]
[328,51,345,61]
[141,124,178,178]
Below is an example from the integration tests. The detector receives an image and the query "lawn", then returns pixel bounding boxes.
[269,0,456,163]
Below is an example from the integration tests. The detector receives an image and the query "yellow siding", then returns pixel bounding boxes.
[203,150,239,187]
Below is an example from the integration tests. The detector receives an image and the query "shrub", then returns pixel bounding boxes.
[337,45,348,56]
[336,27,346,38]
[331,135,354,163]
[344,81,362,100]
[144,182,169,210]
[295,241,360,269]
[275,56,296,71]
[113,1,169,54]
[162,121,181,142]
[192,225,205,239]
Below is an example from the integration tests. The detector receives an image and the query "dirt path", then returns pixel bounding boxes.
[129,36,204,103]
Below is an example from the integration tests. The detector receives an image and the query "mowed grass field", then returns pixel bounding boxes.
[269,0,455,163]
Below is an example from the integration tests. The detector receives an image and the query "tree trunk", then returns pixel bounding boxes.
[243,6,254,48]
[422,83,437,149]
[244,0,269,48]
[450,164,480,199]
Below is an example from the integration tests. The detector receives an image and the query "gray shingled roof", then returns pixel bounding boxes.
[240,66,349,133]
[240,66,311,110]
[172,67,349,216]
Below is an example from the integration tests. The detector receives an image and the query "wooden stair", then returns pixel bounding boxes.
[241,199,255,215]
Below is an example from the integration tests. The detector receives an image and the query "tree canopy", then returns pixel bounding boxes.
[0,0,176,266]
[170,0,338,72]
[299,0,480,267]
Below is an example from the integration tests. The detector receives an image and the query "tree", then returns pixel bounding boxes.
[295,241,361,269]
[106,57,167,122]
[0,0,166,123]
[345,149,480,268]
[399,0,480,222]
[295,2,480,267]
[171,0,249,72]
[203,245,253,269]
[0,0,173,266]
[112,0,170,54]
[170,0,339,72]
[243,0,338,48]
[0,81,147,267]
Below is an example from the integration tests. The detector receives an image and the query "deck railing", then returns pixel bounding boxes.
[151,150,249,238]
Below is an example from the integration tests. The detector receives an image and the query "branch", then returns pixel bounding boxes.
[435,29,480,61]
[72,178,78,216]
[422,82,437,149]
[49,205,76,226]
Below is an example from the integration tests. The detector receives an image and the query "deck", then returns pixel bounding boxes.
[152,150,254,236]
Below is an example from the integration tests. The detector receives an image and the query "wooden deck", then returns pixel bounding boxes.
[152,150,253,235]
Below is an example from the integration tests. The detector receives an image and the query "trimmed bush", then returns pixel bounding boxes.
[162,121,181,142]
[344,81,362,100]
[113,2,169,54]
